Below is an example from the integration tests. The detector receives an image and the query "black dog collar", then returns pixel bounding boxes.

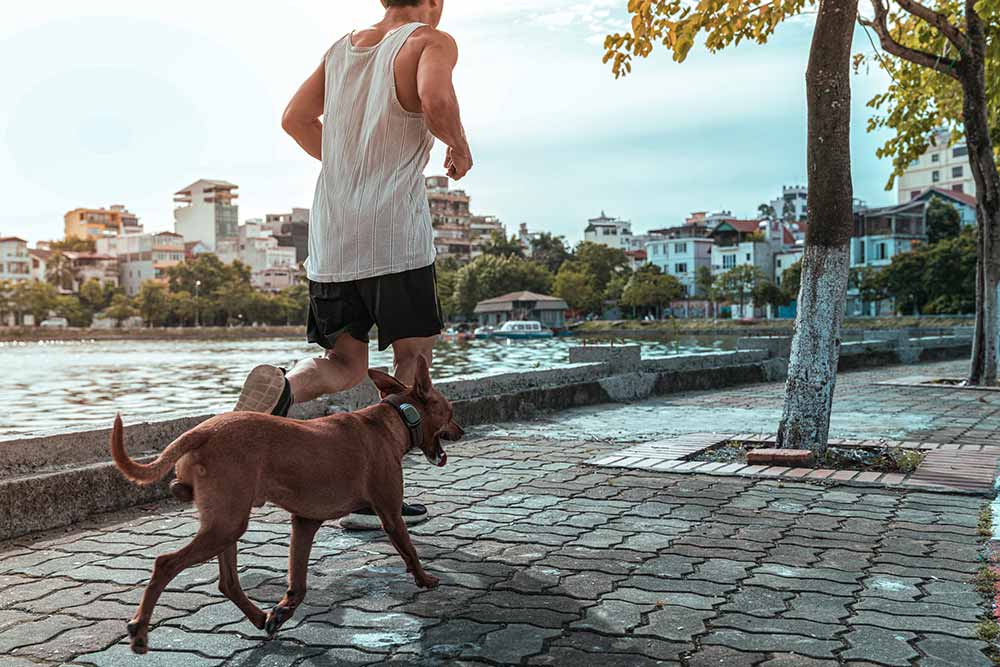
[382,394,424,450]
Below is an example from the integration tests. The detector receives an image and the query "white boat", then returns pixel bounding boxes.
[489,320,554,339]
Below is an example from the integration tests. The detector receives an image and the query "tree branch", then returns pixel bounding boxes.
[859,0,962,81]
[893,0,969,52]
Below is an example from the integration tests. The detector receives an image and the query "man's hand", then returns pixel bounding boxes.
[445,146,473,181]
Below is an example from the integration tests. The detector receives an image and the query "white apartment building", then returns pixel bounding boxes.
[584,212,633,250]
[217,221,298,290]
[646,237,713,297]
[898,128,975,203]
[98,232,185,295]
[0,237,31,284]
[773,249,803,288]
[173,179,240,251]
[770,186,808,222]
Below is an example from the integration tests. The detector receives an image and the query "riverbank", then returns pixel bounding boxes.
[573,315,975,337]
[0,315,975,342]
[0,325,304,342]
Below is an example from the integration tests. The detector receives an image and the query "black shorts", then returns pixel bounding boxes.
[307,264,444,351]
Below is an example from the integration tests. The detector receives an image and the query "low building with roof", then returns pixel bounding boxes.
[473,291,569,329]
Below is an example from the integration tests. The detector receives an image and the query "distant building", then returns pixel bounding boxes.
[0,237,31,284]
[518,223,544,254]
[217,221,298,290]
[469,215,505,259]
[850,200,927,269]
[99,232,185,295]
[912,187,978,227]
[898,128,975,203]
[64,205,141,240]
[184,241,212,258]
[67,253,119,291]
[265,208,310,264]
[646,236,714,297]
[256,267,298,293]
[769,186,809,222]
[173,179,239,251]
[426,175,473,262]
[473,291,568,329]
[584,212,632,250]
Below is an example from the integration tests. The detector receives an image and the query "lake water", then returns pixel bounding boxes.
[0,334,737,439]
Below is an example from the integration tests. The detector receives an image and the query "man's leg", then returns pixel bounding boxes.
[340,335,438,532]
[391,336,437,386]
[286,334,370,405]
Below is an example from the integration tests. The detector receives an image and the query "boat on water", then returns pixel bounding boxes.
[487,320,555,340]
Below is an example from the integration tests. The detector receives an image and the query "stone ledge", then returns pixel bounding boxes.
[588,433,1000,496]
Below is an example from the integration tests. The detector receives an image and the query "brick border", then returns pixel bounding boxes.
[876,375,1000,392]
[587,433,1000,496]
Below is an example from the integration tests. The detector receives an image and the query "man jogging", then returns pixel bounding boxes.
[233,0,472,530]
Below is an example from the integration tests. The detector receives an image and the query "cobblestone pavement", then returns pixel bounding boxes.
[0,359,996,666]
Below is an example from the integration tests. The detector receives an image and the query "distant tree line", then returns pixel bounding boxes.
[0,254,309,328]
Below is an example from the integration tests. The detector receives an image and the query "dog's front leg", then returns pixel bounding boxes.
[265,515,323,638]
[375,508,439,589]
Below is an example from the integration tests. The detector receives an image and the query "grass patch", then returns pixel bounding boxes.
[690,440,926,474]
[974,567,1000,595]
[981,506,994,538]
[977,619,1000,643]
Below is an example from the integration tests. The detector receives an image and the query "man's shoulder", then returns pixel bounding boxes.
[413,26,458,51]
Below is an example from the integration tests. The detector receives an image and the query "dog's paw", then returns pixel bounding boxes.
[415,573,440,589]
[127,621,149,654]
[265,606,291,638]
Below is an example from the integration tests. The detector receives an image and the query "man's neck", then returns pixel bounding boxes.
[382,8,431,27]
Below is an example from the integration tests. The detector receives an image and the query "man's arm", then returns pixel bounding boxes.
[417,31,473,180]
[281,58,326,161]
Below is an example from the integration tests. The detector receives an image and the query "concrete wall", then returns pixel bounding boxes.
[0,333,972,542]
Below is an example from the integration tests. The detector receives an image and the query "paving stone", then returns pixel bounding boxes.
[635,606,716,642]
[701,630,841,659]
[760,656,838,667]
[685,645,767,666]
[719,586,792,618]
[840,626,919,666]
[712,612,840,640]
[75,643,225,666]
[915,634,995,667]
[849,610,975,637]
[465,624,561,664]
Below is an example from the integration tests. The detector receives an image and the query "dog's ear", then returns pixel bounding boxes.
[369,369,407,397]
[413,355,432,399]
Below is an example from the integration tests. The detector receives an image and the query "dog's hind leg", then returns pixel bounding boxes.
[218,543,266,630]
[127,523,244,654]
[265,515,322,638]
[375,508,439,590]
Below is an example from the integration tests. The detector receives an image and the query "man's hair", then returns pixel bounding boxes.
[383,0,422,7]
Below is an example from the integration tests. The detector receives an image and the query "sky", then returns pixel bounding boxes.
[0,1,897,247]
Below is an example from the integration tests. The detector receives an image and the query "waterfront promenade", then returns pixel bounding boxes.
[0,359,996,666]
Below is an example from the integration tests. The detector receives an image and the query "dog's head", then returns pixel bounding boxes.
[368,357,463,467]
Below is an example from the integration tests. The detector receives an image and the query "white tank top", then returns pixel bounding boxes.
[307,22,436,283]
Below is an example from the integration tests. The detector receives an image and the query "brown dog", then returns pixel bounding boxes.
[110,357,462,654]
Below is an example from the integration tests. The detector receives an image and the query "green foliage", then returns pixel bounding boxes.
[529,233,572,274]
[50,238,96,253]
[452,255,554,318]
[604,0,810,76]
[883,229,977,314]
[104,293,136,325]
[926,197,963,245]
[752,279,790,312]
[859,0,1000,189]
[850,266,890,315]
[135,282,171,327]
[78,279,108,311]
[714,265,765,308]
[54,294,92,328]
[620,264,684,314]
[573,242,630,289]
[45,252,78,291]
[553,261,602,314]
[780,260,803,302]
[695,265,716,300]
[479,231,525,259]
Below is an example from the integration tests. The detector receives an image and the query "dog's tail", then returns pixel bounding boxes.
[110,415,210,486]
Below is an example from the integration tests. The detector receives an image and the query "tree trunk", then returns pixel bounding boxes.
[961,4,1000,385]
[776,0,858,454]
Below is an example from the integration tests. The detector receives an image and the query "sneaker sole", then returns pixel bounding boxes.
[340,511,430,532]
[234,365,286,414]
